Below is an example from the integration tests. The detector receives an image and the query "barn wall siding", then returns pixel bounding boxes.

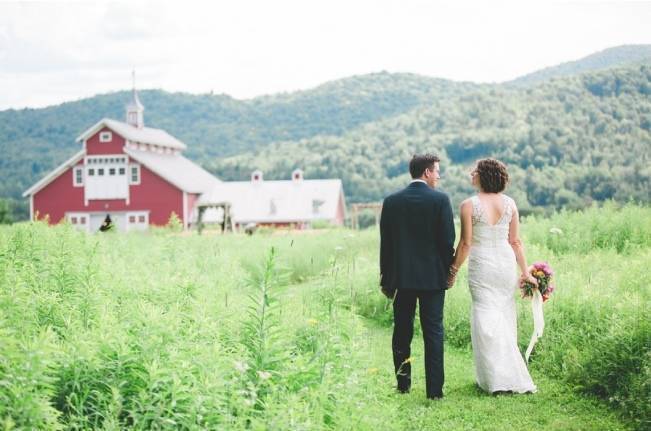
[33,162,184,227]
[86,127,126,155]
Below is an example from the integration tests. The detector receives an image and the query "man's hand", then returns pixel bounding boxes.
[446,273,456,289]
[446,264,459,289]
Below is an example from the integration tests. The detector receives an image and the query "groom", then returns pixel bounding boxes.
[380,154,455,399]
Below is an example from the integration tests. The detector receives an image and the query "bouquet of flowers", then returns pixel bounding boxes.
[520,261,555,302]
[521,261,556,361]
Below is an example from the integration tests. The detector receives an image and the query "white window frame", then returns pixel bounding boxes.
[66,212,90,232]
[129,164,141,185]
[99,131,113,142]
[126,211,149,232]
[73,166,84,187]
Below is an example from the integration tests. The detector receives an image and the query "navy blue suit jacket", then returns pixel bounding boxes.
[380,182,456,292]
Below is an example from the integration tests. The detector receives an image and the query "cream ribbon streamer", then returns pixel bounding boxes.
[525,289,544,362]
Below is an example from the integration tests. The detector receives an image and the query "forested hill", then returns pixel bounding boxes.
[0,73,480,219]
[212,63,651,212]
[1,45,651,221]
[510,44,651,87]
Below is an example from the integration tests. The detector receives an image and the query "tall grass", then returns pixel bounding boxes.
[346,204,651,429]
[0,205,649,429]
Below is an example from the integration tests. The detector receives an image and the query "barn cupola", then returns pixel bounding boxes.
[126,71,144,129]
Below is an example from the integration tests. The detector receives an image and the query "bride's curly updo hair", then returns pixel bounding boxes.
[475,158,509,193]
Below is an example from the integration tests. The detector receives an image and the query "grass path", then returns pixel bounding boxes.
[283,279,631,430]
[345,322,631,430]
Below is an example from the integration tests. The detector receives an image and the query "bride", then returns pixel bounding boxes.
[448,158,537,394]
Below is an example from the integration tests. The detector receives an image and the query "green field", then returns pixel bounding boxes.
[1,204,649,430]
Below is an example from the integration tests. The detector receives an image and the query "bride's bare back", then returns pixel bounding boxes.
[476,192,506,226]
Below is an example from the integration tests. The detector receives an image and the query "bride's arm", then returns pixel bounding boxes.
[448,200,473,288]
[508,201,537,285]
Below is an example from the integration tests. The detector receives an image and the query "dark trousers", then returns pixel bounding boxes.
[392,289,445,398]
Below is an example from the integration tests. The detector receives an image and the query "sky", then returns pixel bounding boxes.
[1,0,650,110]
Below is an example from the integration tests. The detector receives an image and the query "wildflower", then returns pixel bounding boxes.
[307,318,319,326]
[257,370,272,380]
[367,367,379,374]
[403,357,413,364]
[234,361,248,373]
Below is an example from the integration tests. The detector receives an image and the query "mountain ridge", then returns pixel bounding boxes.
[1,45,650,221]
[508,44,651,86]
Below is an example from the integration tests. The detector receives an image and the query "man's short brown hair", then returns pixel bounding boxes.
[409,154,440,179]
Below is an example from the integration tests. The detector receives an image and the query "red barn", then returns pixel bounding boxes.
[23,88,220,232]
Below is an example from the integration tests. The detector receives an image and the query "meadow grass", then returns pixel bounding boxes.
[0,204,649,429]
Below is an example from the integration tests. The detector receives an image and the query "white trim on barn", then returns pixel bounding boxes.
[29,195,34,221]
[22,149,86,197]
[99,131,113,142]
[182,191,188,230]
[66,212,90,232]
[73,166,84,187]
[76,118,187,151]
[129,164,141,185]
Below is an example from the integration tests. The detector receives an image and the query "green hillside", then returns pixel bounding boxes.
[0,73,479,219]
[510,44,651,86]
[212,64,651,212]
[1,45,651,221]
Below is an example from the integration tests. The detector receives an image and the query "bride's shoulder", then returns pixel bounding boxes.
[460,196,476,208]
[501,194,518,211]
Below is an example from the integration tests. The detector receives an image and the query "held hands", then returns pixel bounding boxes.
[447,265,459,289]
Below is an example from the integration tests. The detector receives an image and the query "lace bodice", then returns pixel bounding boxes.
[470,194,514,247]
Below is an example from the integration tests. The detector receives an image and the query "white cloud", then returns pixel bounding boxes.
[0,0,650,109]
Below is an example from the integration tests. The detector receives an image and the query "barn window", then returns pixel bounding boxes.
[109,168,116,176]
[99,131,112,142]
[130,165,141,185]
[88,168,95,176]
[73,166,84,186]
[138,215,145,223]
[129,215,136,223]
[71,216,78,224]
[119,167,125,175]
[79,216,86,224]
[98,168,105,176]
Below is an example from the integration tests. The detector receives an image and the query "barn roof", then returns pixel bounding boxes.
[197,178,345,224]
[77,118,187,151]
[124,148,220,193]
[22,149,86,197]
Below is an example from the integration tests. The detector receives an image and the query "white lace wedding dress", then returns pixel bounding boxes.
[467,194,537,394]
